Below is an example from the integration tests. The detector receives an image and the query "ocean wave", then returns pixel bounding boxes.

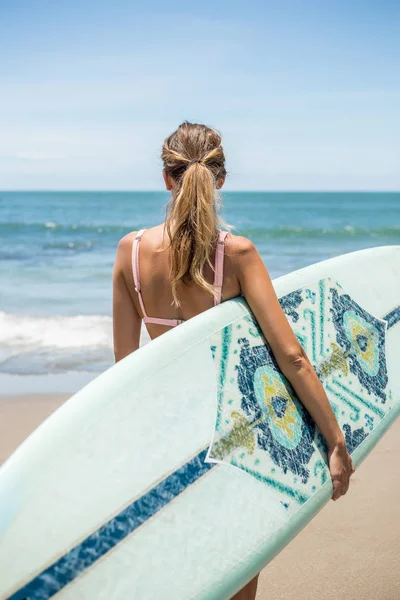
[0,347,114,375]
[0,311,151,375]
[0,311,113,349]
[236,225,400,240]
[42,240,94,251]
[0,221,130,234]
[1,221,399,240]
[0,240,96,260]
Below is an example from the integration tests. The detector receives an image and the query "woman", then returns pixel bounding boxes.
[112,121,355,600]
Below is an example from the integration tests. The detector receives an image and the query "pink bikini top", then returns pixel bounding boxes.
[132,228,228,327]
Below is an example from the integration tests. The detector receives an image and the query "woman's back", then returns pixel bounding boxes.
[120,223,242,340]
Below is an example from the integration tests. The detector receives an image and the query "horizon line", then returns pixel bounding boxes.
[1,189,399,194]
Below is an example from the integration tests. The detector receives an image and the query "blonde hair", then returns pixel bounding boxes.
[161,121,228,307]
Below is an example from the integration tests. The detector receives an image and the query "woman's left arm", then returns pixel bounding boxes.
[112,234,142,362]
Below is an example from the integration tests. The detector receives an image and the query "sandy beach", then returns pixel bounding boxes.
[1,394,399,599]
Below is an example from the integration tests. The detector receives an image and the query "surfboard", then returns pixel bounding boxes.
[0,245,399,600]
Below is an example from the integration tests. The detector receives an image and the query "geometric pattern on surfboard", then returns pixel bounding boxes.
[207,278,394,516]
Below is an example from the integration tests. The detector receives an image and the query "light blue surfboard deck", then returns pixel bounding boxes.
[0,245,399,600]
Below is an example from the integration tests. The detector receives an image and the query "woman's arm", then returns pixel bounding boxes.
[234,237,354,500]
[112,234,142,362]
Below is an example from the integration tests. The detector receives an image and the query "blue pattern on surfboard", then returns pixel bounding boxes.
[6,449,215,600]
[383,306,400,329]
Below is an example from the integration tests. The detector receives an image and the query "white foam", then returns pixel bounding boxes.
[0,312,113,350]
[0,312,151,375]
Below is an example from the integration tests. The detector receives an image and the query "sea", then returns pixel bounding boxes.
[1,191,399,394]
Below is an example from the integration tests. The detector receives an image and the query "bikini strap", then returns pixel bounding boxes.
[132,228,183,326]
[214,230,228,306]
[132,229,148,318]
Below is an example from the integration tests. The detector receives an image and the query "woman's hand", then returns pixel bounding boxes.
[328,442,355,501]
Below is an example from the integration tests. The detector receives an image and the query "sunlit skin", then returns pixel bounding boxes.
[112,170,355,600]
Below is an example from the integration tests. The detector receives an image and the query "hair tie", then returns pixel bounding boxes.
[188,159,204,166]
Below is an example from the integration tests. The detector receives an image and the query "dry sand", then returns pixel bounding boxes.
[1,394,399,599]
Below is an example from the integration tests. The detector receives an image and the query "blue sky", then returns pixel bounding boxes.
[0,1,399,190]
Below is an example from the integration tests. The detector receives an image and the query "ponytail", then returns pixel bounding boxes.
[161,122,228,307]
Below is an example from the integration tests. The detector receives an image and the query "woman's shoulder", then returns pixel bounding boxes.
[115,225,162,260]
[223,231,257,257]
[116,231,137,254]
[113,232,137,279]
